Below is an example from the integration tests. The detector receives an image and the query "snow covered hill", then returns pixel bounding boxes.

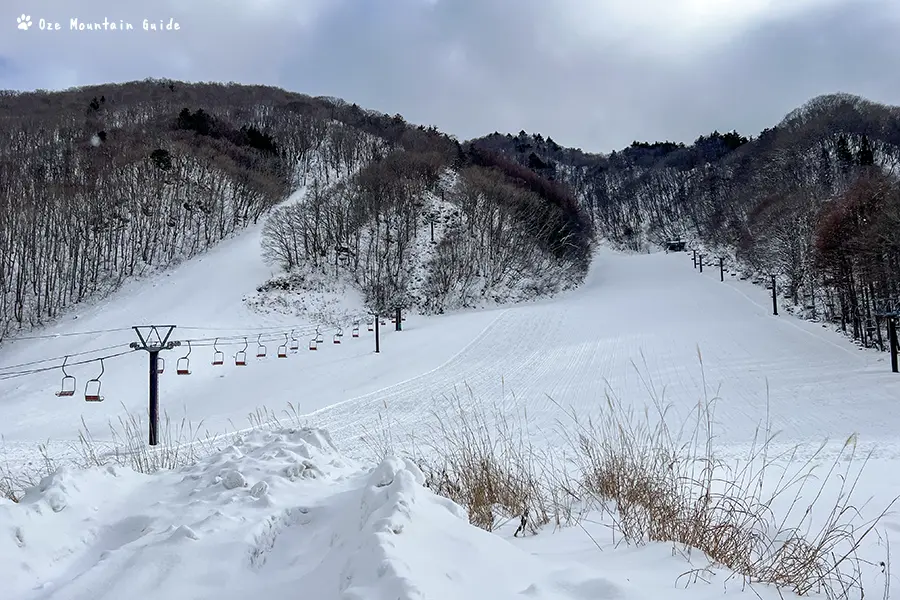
[2,186,900,599]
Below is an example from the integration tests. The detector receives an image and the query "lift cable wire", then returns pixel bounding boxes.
[177,323,315,333]
[173,317,371,347]
[0,348,139,381]
[0,314,374,381]
[0,342,135,372]
[0,328,320,373]
[177,314,371,334]
[1,326,135,341]
[175,327,322,348]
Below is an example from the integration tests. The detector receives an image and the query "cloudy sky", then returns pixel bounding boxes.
[1,0,898,152]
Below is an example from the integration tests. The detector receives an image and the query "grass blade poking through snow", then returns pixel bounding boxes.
[554,355,897,600]
[405,385,562,535]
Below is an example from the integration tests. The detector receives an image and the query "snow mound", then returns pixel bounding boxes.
[343,456,630,600]
[0,428,630,600]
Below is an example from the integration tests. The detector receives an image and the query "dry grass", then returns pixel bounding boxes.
[75,410,223,475]
[244,401,306,432]
[0,400,312,502]
[359,358,895,599]
[366,386,572,535]
[553,355,896,600]
[1,439,58,503]
[416,394,554,534]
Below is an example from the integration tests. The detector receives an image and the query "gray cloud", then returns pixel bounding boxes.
[1,0,898,152]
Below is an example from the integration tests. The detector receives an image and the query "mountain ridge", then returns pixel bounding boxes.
[471,92,900,350]
[0,79,592,338]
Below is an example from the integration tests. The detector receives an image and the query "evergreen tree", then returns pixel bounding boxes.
[818,145,833,193]
[857,134,875,166]
[835,134,854,172]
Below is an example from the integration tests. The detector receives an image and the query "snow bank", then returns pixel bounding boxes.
[1,428,619,600]
[1,428,350,599]
[5,424,873,600]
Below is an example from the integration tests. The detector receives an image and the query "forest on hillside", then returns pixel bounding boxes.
[259,143,592,313]
[472,93,900,349]
[0,80,592,337]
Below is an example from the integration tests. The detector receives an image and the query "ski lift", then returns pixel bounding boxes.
[84,359,105,402]
[55,355,76,397]
[277,333,288,358]
[367,319,374,332]
[212,338,224,366]
[157,356,165,374]
[289,329,300,352]
[309,335,318,351]
[333,327,343,344]
[235,338,248,366]
[176,340,192,375]
[256,334,267,358]
[352,322,360,338]
[315,326,323,344]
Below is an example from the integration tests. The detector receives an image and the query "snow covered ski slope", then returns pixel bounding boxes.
[0,184,501,453]
[2,205,900,460]
[3,201,900,599]
[309,247,900,459]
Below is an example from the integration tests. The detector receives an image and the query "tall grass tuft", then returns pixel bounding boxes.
[554,354,896,599]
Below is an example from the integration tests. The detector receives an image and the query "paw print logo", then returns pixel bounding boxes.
[17,14,32,30]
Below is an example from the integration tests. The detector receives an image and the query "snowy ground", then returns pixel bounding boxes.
[5,243,896,462]
[2,188,900,598]
[10,426,875,600]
